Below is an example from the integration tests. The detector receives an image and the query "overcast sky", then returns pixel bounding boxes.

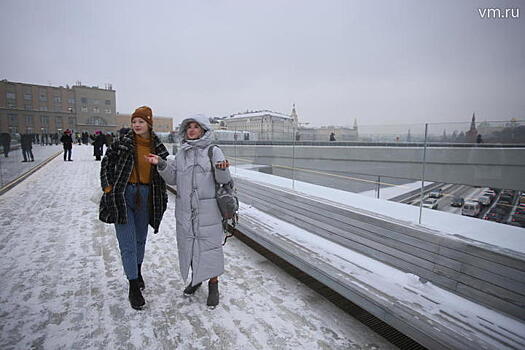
[1,0,523,127]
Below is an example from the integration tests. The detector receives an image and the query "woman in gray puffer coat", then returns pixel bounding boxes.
[146,115,231,308]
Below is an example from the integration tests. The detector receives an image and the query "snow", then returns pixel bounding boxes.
[0,146,395,349]
[230,166,525,254]
[239,203,525,349]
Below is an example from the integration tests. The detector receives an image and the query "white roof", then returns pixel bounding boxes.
[226,110,292,120]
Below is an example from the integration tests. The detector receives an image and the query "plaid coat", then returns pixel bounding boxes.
[99,130,169,233]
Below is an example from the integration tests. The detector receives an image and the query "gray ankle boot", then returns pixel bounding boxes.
[183,281,202,296]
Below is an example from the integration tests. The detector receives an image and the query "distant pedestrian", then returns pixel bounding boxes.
[329,132,336,141]
[146,115,231,309]
[93,131,105,161]
[21,134,34,162]
[99,106,169,310]
[82,132,89,145]
[0,132,11,157]
[60,129,74,161]
[476,134,483,144]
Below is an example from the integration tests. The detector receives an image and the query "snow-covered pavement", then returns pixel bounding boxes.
[0,146,395,349]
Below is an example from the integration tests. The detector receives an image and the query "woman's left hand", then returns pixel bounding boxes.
[215,160,230,169]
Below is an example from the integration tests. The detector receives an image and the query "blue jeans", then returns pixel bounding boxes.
[115,183,150,280]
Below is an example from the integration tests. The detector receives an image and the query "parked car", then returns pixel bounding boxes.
[515,206,525,215]
[422,198,439,209]
[499,195,514,205]
[512,213,525,223]
[451,196,464,207]
[484,212,505,223]
[478,195,492,206]
[429,189,443,198]
[482,190,496,200]
[462,201,481,217]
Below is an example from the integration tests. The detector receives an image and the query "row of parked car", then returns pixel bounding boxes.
[482,189,522,225]
[456,188,496,217]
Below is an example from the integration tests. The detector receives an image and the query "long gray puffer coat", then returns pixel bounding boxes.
[158,116,231,286]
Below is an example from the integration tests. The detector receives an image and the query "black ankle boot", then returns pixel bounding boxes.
[183,281,202,296]
[137,264,145,290]
[207,280,219,308]
[129,279,145,310]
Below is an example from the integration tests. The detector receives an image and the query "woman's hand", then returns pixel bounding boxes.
[145,153,160,165]
[215,160,230,169]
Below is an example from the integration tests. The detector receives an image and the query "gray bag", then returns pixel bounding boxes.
[208,146,239,243]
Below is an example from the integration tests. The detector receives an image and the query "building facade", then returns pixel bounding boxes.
[0,79,116,135]
[116,113,174,133]
[220,106,358,142]
[73,84,116,133]
[222,109,296,141]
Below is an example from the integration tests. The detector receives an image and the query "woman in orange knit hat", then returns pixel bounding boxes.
[99,106,169,310]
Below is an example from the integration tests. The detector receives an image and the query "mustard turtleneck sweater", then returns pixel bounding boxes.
[128,134,152,185]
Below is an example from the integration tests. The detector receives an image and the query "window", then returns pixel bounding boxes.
[8,114,18,126]
[39,106,48,111]
[68,117,76,126]
[6,92,16,99]
[81,97,87,104]
[53,96,61,103]
[54,105,62,112]
[25,115,33,125]
[93,99,100,105]
[24,92,33,101]
[55,116,62,128]
[105,99,111,105]
[40,115,49,126]
[93,106,99,113]
[81,106,88,112]
[24,104,32,110]
[39,91,48,102]
[105,108,111,114]
[68,98,75,104]
[7,101,16,108]
[87,116,107,126]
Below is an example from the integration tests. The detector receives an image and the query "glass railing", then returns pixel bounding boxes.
[3,120,522,233]
[208,119,525,231]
